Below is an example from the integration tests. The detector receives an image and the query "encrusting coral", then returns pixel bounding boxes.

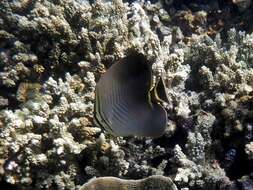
[80,175,178,190]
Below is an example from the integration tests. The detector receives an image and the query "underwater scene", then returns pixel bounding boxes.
[0,0,253,189]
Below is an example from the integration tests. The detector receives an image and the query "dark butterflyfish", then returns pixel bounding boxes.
[94,52,169,138]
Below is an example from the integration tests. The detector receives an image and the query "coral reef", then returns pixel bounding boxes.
[0,0,253,190]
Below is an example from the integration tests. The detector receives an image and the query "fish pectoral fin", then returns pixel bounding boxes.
[149,76,169,105]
